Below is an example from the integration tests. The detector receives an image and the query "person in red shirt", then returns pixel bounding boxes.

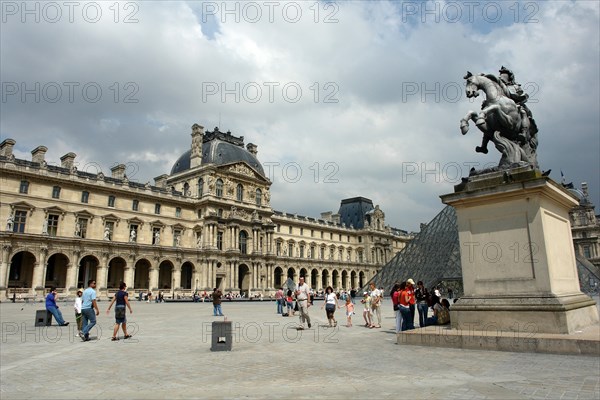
[405,279,416,330]
[391,282,405,333]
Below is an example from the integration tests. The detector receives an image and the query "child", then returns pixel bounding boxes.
[360,292,372,327]
[73,290,83,333]
[339,297,355,327]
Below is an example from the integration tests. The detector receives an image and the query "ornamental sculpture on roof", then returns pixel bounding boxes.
[459,66,538,171]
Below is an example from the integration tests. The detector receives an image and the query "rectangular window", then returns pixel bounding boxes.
[19,180,29,194]
[47,214,59,237]
[52,186,61,199]
[175,207,182,218]
[320,247,324,260]
[155,203,161,215]
[583,246,591,258]
[288,226,292,234]
[217,232,223,250]
[358,251,363,263]
[152,227,161,245]
[300,228,304,235]
[299,245,305,258]
[197,209,202,219]
[288,243,293,256]
[320,231,324,239]
[129,224,138,242]
[276,242,281,256]
[81,191,89,203]
[330,232,333,240]
[108,195,115,207]
[13,210,27,233]
[358,236,362,243]
[77,218,88,239]
[173,230,182,247]
[277,224,281,233]
[310,246,315,259]
[339,234,342,241]
[311,229,314,237]
[105,221,114,241]
[132,199,139,211]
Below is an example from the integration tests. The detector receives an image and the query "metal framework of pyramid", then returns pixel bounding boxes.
[366,205,600,297]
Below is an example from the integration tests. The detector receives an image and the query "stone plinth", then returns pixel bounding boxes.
[441,171,599,334]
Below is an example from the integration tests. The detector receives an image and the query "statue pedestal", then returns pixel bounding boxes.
[441,170,598,334]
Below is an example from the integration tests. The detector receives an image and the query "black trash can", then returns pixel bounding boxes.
[35,310,52,327]
[210,321,232,351]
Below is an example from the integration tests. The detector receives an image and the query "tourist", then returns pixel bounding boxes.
[339,296,355,327]
[74,290,83,332]
[275,287,284,314]
[425,295,450,326]
[80,280,100,341]
[398,282,412,331]
[294,276,311,329]
[390,282,403,334]
[406,278,416,329]
[369,282,382,328]
[361,292,372,327]
[320,286,338,327]
[45,287,69,326]
[286,289,295,316]
[212,288,224,316]
[106,282,133,341]
[415,281,430,328]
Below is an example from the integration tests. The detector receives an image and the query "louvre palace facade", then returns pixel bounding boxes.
[0,124,411,300]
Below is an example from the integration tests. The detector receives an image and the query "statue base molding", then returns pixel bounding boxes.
[441,171,599,334]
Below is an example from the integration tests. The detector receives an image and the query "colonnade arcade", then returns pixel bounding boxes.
[2,246,373,298]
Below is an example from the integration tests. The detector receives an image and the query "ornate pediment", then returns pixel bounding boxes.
[226,163,260,179]
[127,217,145,227]
[74,210,95,222]
[44,205,67,218]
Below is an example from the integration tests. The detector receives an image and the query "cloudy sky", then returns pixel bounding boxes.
[1,0,598,232]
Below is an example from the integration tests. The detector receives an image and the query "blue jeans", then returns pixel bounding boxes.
[395,308,402,333]
[417,303,429,328]
[276,299,283,314]
[81,308,96,337]
[213,304,223,316]
[425,316,438,326]
[46,306,65,325]
[399,306,412,331]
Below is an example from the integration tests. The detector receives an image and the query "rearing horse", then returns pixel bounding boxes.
[460,72,530,154]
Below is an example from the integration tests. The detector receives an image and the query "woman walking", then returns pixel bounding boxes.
[321,286,339,327]
[106,282,133,341]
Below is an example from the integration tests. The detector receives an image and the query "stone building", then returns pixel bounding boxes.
[0,124,411,300]
[568,182,600,268]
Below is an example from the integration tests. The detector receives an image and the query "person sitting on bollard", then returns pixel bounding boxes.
[45,286,69,326]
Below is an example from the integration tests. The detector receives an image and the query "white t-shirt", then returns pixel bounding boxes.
[74,297,82,313]
[370,288,381,306]
[296,283,310,302]
[325,293,337,305]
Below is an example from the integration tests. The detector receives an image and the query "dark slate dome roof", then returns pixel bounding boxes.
[170,139,265,178]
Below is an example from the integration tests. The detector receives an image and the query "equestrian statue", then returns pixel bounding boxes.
[459,66,538,172]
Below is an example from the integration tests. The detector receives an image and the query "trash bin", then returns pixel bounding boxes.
[210,321,232,351]
[35,310,52,327]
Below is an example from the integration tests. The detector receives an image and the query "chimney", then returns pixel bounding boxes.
[111,164,126,180]
[31,146,48,164]
[247,143,258,156]
[154,174,168,188]
[581,182,589,200]
[0,138,16,158]
[190,123,205,168]
[60,152,76,169]
[320,211,333,221]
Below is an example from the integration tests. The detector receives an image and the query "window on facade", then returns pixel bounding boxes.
[183,182,190,196]
[47,214,59,236]
[81,191,89,203]
[13,210,27,233]
[52,186,61,199]
[175,207,182,218]
[129,224,138,242]
[311,229,314,237]
[288,243,293,256]
[236,184,244,202]
[358,251,363,263]
[154,203,161,215]
[358,236,362,243]
[300,228,304,235]
[152,227,161,245]
[108,195,115,207]
[339,234,342,241]
[329,248,334,259]
[132,199,139,211]
[198,178,204,197]
[255,189,262,206]
[77,218,88,239]
[217,209,223,217]
[320,231,324,239]
[299,245,305,258]
[347,235,350,242]
[310,246,316,259]
[583,246,591,258]
[330,233,333,240]
[216,179,223,197]
[338,249,343,260]
[320,247,325,260]
[277,224,281,232]
[19,180,29,194]
[197,209,203,219]
[173,230,182,247]
[276,242,281,256]
[289,226,292,234]
[239,231,248,254]
[217,231,223,250]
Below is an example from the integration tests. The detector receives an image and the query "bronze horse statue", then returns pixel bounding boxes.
[459,71,537,169]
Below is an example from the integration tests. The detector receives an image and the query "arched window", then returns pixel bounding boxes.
[216,179,223,198]
[236,184,244,202]
[198,178,204,197]
[183,182,190,197]
[239,230,248,254]
[255,188,262,206]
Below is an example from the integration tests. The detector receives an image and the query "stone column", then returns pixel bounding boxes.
[149,267,159,291]
[0,244,12,293]
[65,262,78,293]
[32,246,48,292]
[124,266,135,289]
[316,271,322,291]
[173,263,182,290]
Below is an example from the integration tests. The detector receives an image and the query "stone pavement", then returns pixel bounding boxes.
[1,299,599,399]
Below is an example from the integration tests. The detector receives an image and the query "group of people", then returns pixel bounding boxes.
[45,279,133,342]
[391,279,451,333]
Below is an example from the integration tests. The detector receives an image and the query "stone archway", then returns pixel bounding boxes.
[332,270,339,290]
[311,269,318,289]
[78,255,99,289]
[274,267,284,288]
[359,271,365,288]
[238,264,250,297]
[351,271,357,289]
[159,260,174,289]
[342,270,349,290]
[287,267,296,281]
[45,253,69,289]
[181,262,194,290]
[8,251,36,289]
[322,269,329,289]
[107,257,126,289]
[134,259,151,291]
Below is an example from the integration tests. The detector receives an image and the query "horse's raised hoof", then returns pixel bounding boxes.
[475,146,488,154]
[460,122,469,135]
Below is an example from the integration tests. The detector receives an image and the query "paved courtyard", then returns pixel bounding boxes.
[1,298,599,399]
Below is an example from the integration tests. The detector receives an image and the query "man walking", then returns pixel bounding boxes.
[45,287,69,326]
[80,279,100,341]
[295,276,312,329]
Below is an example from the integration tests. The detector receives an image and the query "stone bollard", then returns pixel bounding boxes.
[210,320,232,351]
